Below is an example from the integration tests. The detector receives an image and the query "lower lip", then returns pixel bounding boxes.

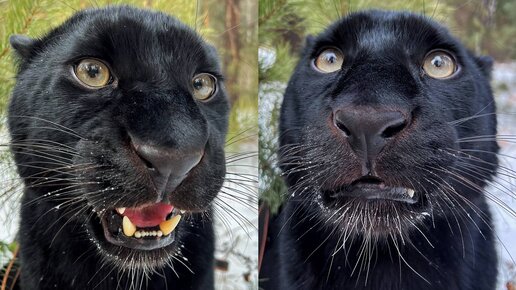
[331,185,418,204]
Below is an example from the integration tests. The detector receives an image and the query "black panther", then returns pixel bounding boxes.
[261,10,499,290]
[6,5,229,290]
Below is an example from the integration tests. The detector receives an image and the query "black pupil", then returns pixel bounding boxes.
[194,78,204,90]
[432,56,444,68]
[325,52,337,64]
[86,64,100,78]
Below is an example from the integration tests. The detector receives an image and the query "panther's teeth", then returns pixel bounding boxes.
[133,230,163,238]
[122,216,136,237]
[407,189,415,198]
[180,210,186,214]
[159,215,182,236]
[116,207,126,215]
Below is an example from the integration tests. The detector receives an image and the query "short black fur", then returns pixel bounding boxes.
[7,6,229,290]
[261,10,499,290]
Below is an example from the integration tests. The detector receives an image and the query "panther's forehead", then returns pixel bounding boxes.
[42,6,221,84]
[312,10,462,58]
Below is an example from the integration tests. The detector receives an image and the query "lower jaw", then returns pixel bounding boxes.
[103,226,177,251]
[309,202,430,238]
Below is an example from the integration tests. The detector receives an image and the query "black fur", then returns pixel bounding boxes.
[261,10,499,290]
[7,6,229,290]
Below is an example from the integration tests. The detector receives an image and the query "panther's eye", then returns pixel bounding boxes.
[192,73,217,100]
[74,59,111,88]
[423,50,457,79]
[313,48,344,73]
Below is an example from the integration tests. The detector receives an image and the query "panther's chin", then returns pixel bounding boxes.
[319,177,430,238]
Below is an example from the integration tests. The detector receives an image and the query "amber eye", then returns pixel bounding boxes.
[74,59,111,88]
[192,73,216,100]
[313,48,344,73]
[423,50,457,79]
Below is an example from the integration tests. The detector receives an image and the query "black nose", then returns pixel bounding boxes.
[132,138,203,197]
[333,109,408,158]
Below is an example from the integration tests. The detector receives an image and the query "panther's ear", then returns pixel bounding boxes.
[10,34,36,59]
[475,55,494,80]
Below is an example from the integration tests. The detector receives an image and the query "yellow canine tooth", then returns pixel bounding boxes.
[122,216,136,237]
[159,215,182,236]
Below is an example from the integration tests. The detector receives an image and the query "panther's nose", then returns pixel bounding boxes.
[132,139,203,197]
[333,109,408,159]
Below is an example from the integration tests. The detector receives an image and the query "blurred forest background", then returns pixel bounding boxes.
[0,0,258,289]
[259,0,516,289]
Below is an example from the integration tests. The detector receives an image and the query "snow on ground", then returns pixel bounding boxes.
[214,142,258,290]
[489,117,516,289]
[490,62,516,289]
[487,62,516,290]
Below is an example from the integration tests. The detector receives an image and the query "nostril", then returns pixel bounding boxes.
[334,111,353,136]
[381,121,407,138]
[335,121,351,136]
[135,151,156,170]
[132,142,156,170]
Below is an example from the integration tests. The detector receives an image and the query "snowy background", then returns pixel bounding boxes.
[489,63,516,289]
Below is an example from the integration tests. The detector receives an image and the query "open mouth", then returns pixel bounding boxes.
[324,176,419,204]
[99,202,184,251]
